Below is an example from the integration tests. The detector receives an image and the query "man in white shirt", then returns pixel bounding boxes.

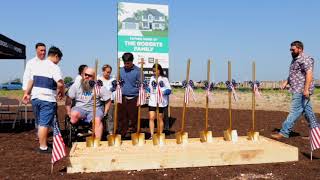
[22,43,46,128]
[22,43,46,90]
[23,46,64,153]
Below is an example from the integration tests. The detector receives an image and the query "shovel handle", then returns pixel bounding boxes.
[181,59,191,132]
[205,59,211,131]
[155,60,161,135]
[113,58,120,134]
[92,59,98,138]
[252,61,256,131]
[228,61,232,130]
[137,58,144,133]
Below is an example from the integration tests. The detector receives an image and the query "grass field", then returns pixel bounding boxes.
[0,90,24,99]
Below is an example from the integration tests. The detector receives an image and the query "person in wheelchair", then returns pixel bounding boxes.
[65,67,112,140]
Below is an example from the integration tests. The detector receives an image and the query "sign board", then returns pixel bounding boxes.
[117,2,169,79]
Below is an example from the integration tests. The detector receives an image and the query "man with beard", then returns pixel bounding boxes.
[65,67,112,140]
[271,41,319,140]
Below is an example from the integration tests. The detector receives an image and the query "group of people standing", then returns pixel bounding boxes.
[21,40,319,154]
[22,45,171,153]
[65,52,172,140]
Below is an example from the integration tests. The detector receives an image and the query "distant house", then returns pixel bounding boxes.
[140,8,166,31]
[121,8,166,31]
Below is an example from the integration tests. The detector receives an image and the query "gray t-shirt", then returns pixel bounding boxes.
[67,83,111,111]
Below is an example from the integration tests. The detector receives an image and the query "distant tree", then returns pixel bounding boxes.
[12,78,21,83]
[64,76,73,84]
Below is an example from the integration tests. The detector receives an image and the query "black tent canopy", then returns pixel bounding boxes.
[0,34,26,59]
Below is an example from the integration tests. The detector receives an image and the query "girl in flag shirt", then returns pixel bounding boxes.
[147,64,171,138]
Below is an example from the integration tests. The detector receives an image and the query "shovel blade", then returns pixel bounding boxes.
[107,134,122,147]
[86,137,100,147]
[131,133,145,146]
[176,131,188,144]
[224,129,238,142]
[153,133,165,146]
[247,131,259,141]
[200,131,213,143]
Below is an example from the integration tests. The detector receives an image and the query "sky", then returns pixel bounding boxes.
[1,0,320,83]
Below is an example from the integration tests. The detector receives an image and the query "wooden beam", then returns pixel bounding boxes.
[67,136,298,173]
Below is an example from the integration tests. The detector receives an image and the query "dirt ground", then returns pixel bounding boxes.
[1,104,320,179]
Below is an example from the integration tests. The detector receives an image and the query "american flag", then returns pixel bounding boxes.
[156,84,163,104]
[310,126,320,151]
[253,84,261,97]
[115,84,122,104]
[137,85,146,106]
[95,84,101,96]
[51,119,66,164]
[229,84,238,102]
[184,84,196,104]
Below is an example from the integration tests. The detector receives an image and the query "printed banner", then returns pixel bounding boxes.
[118,2,169,78]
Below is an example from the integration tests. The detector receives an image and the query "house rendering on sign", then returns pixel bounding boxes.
[121,8,166,31]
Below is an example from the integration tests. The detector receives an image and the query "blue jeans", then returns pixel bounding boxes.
[280,93,319,138]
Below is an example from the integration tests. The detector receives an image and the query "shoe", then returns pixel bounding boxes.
[270,133,285,140]
[37,147,52,154]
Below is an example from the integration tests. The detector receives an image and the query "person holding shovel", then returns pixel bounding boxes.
[271,41,319,140]
[147,63,172,139]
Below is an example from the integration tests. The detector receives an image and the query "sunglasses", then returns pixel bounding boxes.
[84,73,93,78]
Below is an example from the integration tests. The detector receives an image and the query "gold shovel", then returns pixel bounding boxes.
[247,61,259,141]
[200,59,213,143]
[132,58,146,146]
[223,61,238,142]
[107,58,121,146]
[86,59,101,147]
[153,59,166,145]
[176,59,191,144]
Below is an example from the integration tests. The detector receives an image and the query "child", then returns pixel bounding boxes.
[148,63,171,139]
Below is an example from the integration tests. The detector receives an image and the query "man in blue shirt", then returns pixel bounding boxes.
[118,52,141,138]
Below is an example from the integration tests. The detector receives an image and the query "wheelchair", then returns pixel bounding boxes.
[64,115,92,147]
[64,111,110,147]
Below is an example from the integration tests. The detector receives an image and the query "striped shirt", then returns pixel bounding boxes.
[30,60,63,102]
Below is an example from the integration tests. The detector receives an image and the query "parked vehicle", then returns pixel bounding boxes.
[170,81,182,87]
[0,82,22,90]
